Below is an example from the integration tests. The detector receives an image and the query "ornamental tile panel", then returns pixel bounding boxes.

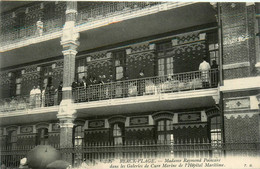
[224,97,250,110]
[178,112,201,123]
[129,116,149,126]
[20,126,33,133]
[88,120,105,128]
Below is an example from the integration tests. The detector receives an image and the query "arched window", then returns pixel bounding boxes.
[157,119,173,144]
[73,125,84,147]
[37,128,48,145]
[7,130,17,149]
[210,116,222,157]
[112,123,124,145]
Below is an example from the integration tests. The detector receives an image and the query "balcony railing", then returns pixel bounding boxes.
[0,2,161,46]
[0,69,218,113]
[77,2,162,25]
[73,69,219,103]
[0,18,64,46]
[1,142,259,168]
[0,92,61,113]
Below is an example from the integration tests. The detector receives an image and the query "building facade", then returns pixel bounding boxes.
[0,1,260,167]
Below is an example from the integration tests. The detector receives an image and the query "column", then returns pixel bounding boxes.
[57,1,79,163]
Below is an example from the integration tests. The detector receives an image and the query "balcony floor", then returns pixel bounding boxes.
[0,87,218,126]
[76,88,218,118]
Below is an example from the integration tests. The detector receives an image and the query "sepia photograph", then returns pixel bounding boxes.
[0,0,260,169]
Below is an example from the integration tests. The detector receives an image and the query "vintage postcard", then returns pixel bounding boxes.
[0,0,259,169]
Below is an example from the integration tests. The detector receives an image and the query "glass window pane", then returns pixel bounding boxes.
[157,120,165,131]
[209,44,215,50]
[116,67,123,80]
[115,60,120,66]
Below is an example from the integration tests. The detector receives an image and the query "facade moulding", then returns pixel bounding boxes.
[108,115,127,124]
[5,125,19,135]
[223,95,260,111]
[223,62,250,70]
[125,126,154,131]
[220,76,260,92]
[85,129,109,134]
[74,119,85,126]
[224,112,259,119]
[172,123,207,129]
[0,31,63,53]
[76,2,195,33]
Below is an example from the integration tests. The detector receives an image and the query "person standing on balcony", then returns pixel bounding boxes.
[41,85,46,107]
[30,86,36,108]
[57,81,63,105]
[72,78,78,102]
[35,86,41,108]
[36,19,43,36]
[137,69,145,95]
[199,57,211,88]
[211,60,219,87]
[49,85,55,106]
[79,77,87,102]
[98,75,106,99]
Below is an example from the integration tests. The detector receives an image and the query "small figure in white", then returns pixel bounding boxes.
[34,85,41,108]
[41,85,46,107]
[199,57,211,88]
[36,19,43,36]
[30,86,36,108]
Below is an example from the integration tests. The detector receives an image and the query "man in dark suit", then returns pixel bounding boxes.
[72,78,78,102]
[57,81,63,105]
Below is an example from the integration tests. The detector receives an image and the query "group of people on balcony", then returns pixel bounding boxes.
[72,76,106,102]
[29,82,63,108]
[199,57,218,88]
[69,59,218,103]
[1,58,218,111]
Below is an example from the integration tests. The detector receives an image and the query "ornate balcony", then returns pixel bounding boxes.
[0,69,218,114]
[0,2,162,47]
[76,2,161,26]
[73,69,218,103]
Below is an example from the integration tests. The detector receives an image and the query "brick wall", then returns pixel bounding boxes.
[224,113,259,142]
[221,3,256,79]
[247,5,257,75]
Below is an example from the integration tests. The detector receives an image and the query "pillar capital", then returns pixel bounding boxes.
[62,49,78,56]
[57,99,77,128]
[60,28,79,47]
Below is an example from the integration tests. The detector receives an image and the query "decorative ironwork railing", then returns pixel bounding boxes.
[0,69,218,113]
[76,2,162,25]
[73,69,219,103]
[0,92,62,113]
[0,18,64,46]
[0,2,162,46]
[0,142,259,168]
